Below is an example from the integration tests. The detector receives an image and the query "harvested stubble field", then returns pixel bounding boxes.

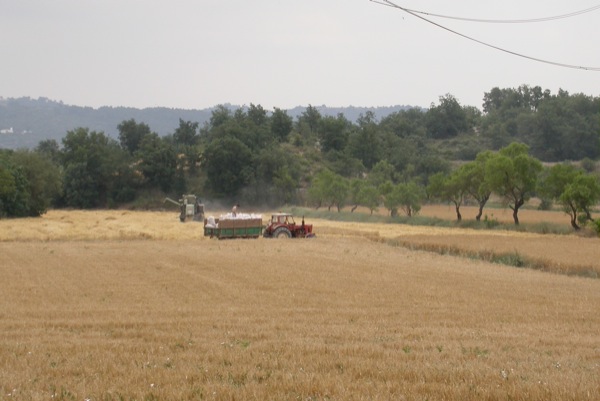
[0,210,599,401]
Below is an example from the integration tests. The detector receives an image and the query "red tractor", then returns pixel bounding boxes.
[263,213,315,238]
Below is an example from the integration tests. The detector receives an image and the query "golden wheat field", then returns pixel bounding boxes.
[0,209,599,401]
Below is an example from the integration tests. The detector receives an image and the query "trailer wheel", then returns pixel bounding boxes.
[273,227,292,238]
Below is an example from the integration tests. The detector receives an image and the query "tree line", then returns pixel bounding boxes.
[310,142,599,230]
[0,85,599,230]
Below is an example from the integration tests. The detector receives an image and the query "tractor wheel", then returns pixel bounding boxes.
[273,227,292,239]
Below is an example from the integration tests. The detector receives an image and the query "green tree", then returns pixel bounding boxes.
[485,143,542,225]
[9,150,62,216]
[0,160,17,203]
[379,108,426,138]
[208,105,232,129]
[61,128,128,208]
[298,104,322,139]
[271,107,293,142]
[308,169,348,212]
[253,145,300,206]
[395,181,424,217]
[540,164,600,229]
[461,151,493,221]
[35,139,62,165]
[202,136,253,197]
[428,171,467,221]
[118,119,152,155]
[426,94,469,139]
[325,150,366,178]
[562,174,600,225]
[172,119,202,175]
[382,181,400,217]
[0,154,30,217]
[383,181,423,217]
[357,185,380,215]
[530,94,599,161]
[348,179,365,213]
[135,133,178,194]
[348,111,381,169]
[247,103,268,127]
[368,160,396,187]
[272,166,297,204]
[318,114,350,153]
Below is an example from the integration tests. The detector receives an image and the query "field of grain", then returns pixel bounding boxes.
[1,210,599,400]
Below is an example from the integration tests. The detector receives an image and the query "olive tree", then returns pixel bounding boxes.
[461,151,493,221]
[308,169,349,212]
[540,163,600,229]
[485,143,542,225]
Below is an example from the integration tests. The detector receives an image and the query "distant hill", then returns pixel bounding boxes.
[0,97,416,149]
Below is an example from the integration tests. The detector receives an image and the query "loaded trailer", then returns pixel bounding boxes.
[203,212,315,240]
[203,214,263,239]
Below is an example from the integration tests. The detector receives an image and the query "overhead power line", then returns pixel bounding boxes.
[371,0,600,71]
[371,0,600,24]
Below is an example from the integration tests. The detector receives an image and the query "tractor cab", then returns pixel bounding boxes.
[271,213,294,225]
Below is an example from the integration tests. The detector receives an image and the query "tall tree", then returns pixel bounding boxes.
[135,133,178,194]
[118,119,152,155]
[0,152,29,217]
[426,94,469,139]
[348,111,381,169]
[173,119,199,147]
[318,114,350,153]
[202,136,253,197]
[61,128,127,208]
[247,103,268,127]
[9,150,62,216]
[271,107,293,142]
[299,105,322,137]
[35,139,62,165]
[208,105,232,129]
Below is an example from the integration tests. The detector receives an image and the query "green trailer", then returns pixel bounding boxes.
[204,217,263,239]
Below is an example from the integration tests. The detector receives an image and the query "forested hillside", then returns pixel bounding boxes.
[1,85,599,232]
[0,97,412,149]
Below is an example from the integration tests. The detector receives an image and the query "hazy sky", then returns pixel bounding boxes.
[2,0,599,111]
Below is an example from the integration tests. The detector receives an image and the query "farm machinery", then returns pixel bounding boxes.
[263,213,314,238]
[203,211,315,239]
[164,194,204,222]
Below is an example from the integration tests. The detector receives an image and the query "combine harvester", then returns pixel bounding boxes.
[164,194,204,222]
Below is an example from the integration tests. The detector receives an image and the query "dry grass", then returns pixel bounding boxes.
[1,210,599,400]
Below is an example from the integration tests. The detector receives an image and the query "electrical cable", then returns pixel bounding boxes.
[371,0,600,71]
[370,0,600,24]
